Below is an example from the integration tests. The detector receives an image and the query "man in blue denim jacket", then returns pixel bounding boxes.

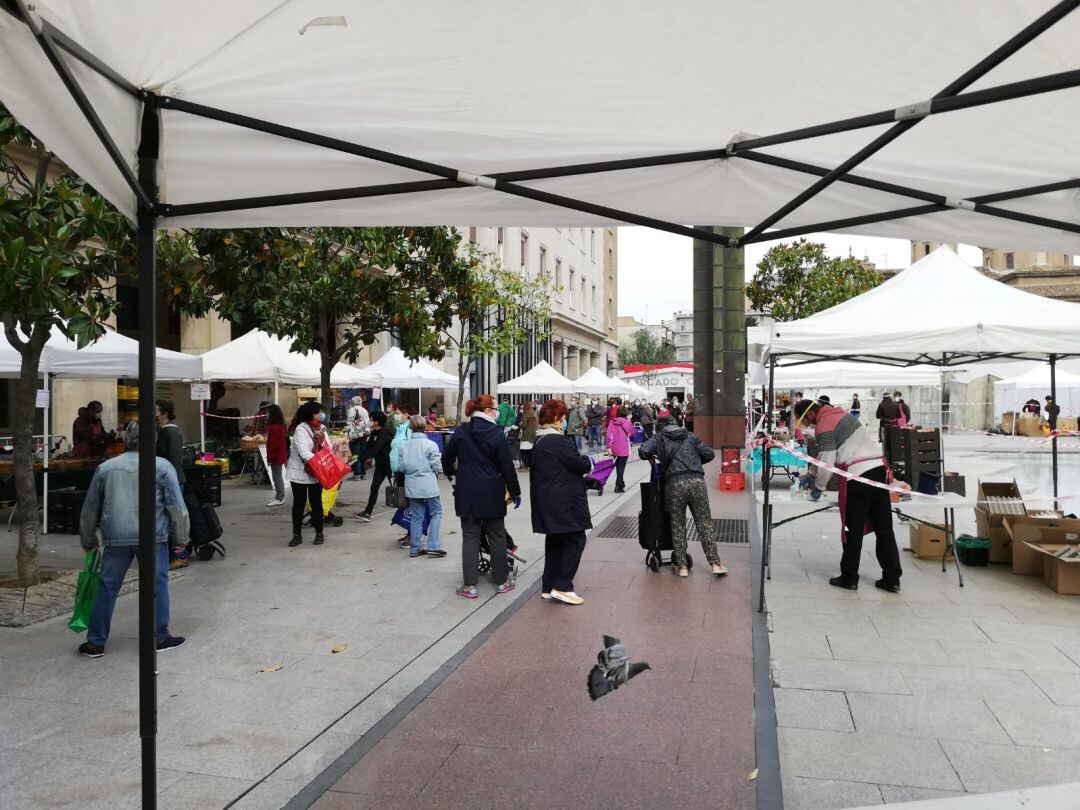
[77,422,190,658]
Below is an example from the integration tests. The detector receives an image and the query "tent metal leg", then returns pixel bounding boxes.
[136,94,161,809]
[758,357,776,613]
[1051,354,1059,509]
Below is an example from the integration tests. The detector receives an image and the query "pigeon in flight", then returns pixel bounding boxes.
[587,635,650,701]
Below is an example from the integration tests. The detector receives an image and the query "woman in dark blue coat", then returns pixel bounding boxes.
[443,394,521,598]
[530,399,594,605]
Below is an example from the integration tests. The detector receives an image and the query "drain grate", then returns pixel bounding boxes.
[596,516,749,544]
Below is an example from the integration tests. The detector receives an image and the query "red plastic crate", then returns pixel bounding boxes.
[721,446,742,474]
[718,472,746,492]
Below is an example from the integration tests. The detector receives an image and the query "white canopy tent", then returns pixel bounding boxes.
[362,347,457,415]
[993,365,1080,422]
[9,0,1080,790]
[572,367,630,396]
[755,360,942,390]
[497,361,577,395]
[199,330,379,390]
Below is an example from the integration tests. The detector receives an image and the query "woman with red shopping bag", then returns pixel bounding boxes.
[286,401,339,547]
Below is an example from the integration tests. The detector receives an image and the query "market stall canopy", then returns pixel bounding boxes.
[363,347,456,389]
[572,367,630,396]
[0,325,202,380]
[993,365,1080,417]
[758,360,942,389]
[199,330,378,387]
[4,3,1080,252]
[768,247,1080,365]
[624,380,653,399]
[497,361,577,395]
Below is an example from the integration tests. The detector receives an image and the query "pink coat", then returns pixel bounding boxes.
[606,416,634,457]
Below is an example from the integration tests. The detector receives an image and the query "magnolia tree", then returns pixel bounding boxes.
[437,243,553,422]
[160,227,463,411]
[0,105,133,584]
[745,237,883,321]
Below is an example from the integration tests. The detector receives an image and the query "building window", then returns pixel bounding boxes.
[520,232,528,269]
[538,246,547,278]
[568,228,575,244]
[569,269,576,309]
[591,284,597,318]
[581,277,587,312]
[555,258,563,300]
[1005,252,1015,270]
[468,226,477,243]
[590,229,596,259]
[608,298,614,329]
[923,242,931,256]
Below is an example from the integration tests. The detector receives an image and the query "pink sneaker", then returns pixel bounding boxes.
[455,585,478,599]
[495,582,516,594]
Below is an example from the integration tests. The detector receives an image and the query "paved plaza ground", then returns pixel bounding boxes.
[3,433,1080,809]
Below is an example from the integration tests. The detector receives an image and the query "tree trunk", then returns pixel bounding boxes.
[455,321,470,423]
[318,312,332,415]
[11,328,49,586]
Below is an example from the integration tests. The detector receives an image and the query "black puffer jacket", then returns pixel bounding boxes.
[443,417,521,519]
[529,430,593,534]
[638,425,714,481]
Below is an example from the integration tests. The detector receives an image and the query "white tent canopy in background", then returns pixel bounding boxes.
[769,248,1080,365]
[751,360,942,390]
[993,366,1080,419]
[4,3,1080,253]
[362,347,456,389]
[572,367,630,396]
[199,330,378,388]
[624,381,652,399]
[497,361,577,395]
[0,325,202,380]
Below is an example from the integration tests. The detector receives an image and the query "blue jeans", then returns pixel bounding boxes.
[588,425,601,448]
[88,543,170,647]
[573,434,585,452]
[408,497,442,553]
[349,436,368,477]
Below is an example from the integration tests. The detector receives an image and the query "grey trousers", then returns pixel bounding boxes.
[271,464,285,500]
[666,476,721,568]
[461,515,509,587]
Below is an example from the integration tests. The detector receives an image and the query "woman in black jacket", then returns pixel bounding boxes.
[358,411,394,521]
[530,399,593,605]
[443,394,522,598]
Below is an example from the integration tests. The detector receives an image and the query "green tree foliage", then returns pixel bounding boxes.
[0,103,134,584]
[437,243,552,422]
[745,238,883,322]
[159,226,464,409]
[617,328,675,368]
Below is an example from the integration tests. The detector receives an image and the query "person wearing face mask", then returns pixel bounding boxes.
[586,397,605,450]
[567,398,588,452]
[640,399,655,439]
[73,400,108,458]
[443,394,522,598]
[286,401,327,547]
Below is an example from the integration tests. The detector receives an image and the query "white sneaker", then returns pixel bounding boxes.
[541,592,552,600]
[266,499,285,507]
[550,590,584,605]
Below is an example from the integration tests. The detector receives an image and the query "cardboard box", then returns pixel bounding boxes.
[1005,516,1080,576]
[975,480,1027,564]
[1016,415,1044,437]
[909,522,954,561]
[1022,542,1080,595]
[1059,416,1078,432]
[1000,411,1017,434]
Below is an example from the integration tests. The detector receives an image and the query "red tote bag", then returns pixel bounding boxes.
[304,430,351,490]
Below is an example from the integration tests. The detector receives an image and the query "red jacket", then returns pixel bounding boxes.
[266,424,287,465]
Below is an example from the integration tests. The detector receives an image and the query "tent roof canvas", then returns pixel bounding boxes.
[362,347,456,389]
[572,367,629,395]
[995,365,1080,389]
[498,361,577,395]
[3,3,1080,252]
[0,325,202,380]
[769,247,1080,365]
[199,330,378,387]
[766,360,942,389]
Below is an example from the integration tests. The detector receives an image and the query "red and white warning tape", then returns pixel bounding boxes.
[200,411,264,421]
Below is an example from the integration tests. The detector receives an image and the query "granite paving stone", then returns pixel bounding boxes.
[940,739,1080,794]
[772,659,911,695]
[825,634,950,666]
[782,776,884,810]
[774,688,855,733]
[845,692,1011,743]
[984,698,1080,749]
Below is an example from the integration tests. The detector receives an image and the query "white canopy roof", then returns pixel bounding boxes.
[0,326,202,380]
[363,347,456,389]
[497,361,577,395]
[572,367,630,396]
[769,247,1080,365]
[3,3,1080,251]
[756,361,942,389]
[199,330,378,387]
[994,365,1080,418]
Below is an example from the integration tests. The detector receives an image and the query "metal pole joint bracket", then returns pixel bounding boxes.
[894,100,932,121]
[456,171,497,190]
[945,197,976,211]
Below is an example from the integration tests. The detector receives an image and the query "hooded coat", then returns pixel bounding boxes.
[638,424,714,480]
[529,428,593,534]
[442,416,521,519]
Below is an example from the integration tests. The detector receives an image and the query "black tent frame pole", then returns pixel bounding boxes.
[758,356,776,613]
[1050,353,1059,509]
[136,94,160,809]
[741,0,1080,243]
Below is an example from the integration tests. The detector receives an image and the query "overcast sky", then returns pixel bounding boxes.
[617,227,983,324]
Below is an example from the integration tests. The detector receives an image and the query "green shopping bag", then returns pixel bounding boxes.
[68,549,101,633]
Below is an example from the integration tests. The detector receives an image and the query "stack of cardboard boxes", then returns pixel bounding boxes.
[1005,514,1080,595]
[975,480,1027,563]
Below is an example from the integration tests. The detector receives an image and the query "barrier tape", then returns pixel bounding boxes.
[752,436,1075,505]
[200,411,264,421]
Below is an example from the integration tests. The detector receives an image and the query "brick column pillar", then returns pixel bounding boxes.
[693,226,747,448]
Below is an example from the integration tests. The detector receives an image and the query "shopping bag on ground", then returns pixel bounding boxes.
[68,549,101,633]
[306,444,351,490]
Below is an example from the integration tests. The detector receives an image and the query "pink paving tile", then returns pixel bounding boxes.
[386,695,550,749]
[530,707,685,764]
[588,755,755,810]
[331,739,455,798]
[692,650,756,687]
[677,713,757,772]
[417,743,600,807]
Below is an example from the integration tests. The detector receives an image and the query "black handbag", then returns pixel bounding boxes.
[385,473,408,508]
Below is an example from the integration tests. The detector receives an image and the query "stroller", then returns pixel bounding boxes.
[479,524,527,585]
[638,464,693,572]
[584,457,616,495]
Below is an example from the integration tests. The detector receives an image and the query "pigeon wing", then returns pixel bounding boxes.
[598,636,628,669]
[587,664,616,701]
